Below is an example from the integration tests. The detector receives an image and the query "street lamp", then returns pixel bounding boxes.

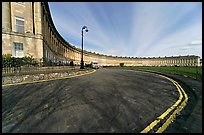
[194,60,198,80]
[80,26,88,69]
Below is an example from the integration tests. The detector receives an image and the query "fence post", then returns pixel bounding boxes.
[14,66,17,74]
[19,66,21,73]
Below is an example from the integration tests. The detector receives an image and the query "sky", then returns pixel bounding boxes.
[48,2,202,58]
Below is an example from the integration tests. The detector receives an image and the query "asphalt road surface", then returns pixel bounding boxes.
[2,68,180,133]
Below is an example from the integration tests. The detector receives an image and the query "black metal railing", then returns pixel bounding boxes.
[2,64,81,76]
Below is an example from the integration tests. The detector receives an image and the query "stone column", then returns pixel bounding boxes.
[2,2,11,32]
[50,31,52,48]
[43,14,46,37]
[34,2,43,60]
[34,2,42,35]
[197,58,200,66]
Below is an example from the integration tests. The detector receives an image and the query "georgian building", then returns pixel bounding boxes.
[2,2,201,67]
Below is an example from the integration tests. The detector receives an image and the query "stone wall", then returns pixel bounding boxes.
[2,68,93,85]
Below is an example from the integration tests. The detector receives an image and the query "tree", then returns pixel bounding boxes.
[120,63,124,67]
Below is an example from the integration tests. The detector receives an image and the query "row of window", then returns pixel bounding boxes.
[11,42,199,65]
[13,3,24,56]
[13,4,26,56]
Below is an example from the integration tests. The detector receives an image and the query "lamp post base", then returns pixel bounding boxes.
[80,61,84,69]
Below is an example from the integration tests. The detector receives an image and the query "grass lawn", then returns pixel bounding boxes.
[118,66,202,81]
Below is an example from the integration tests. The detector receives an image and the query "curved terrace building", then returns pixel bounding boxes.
[2,2,201,67]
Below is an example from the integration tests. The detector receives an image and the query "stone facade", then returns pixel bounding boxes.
[2,2,201,67]
[2,2,43,61]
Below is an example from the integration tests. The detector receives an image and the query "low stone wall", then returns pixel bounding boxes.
[2,69,93,85]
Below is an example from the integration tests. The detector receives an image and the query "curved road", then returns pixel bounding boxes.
[2,68,180,133]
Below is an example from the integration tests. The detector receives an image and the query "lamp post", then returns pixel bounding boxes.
[196,65,198,80]
[80,26,88,69]
[194,60,198,80]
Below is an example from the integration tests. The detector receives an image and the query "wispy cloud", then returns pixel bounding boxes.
[49,2,202,58]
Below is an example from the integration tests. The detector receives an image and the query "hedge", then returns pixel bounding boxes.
[2,54,38,68]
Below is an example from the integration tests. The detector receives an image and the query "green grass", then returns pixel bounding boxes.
[118,66,202,81]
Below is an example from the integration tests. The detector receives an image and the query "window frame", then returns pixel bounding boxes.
[13,42,24,58]
[15,16,25,33]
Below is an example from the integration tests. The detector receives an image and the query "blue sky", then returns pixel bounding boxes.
[48,2,202,58]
